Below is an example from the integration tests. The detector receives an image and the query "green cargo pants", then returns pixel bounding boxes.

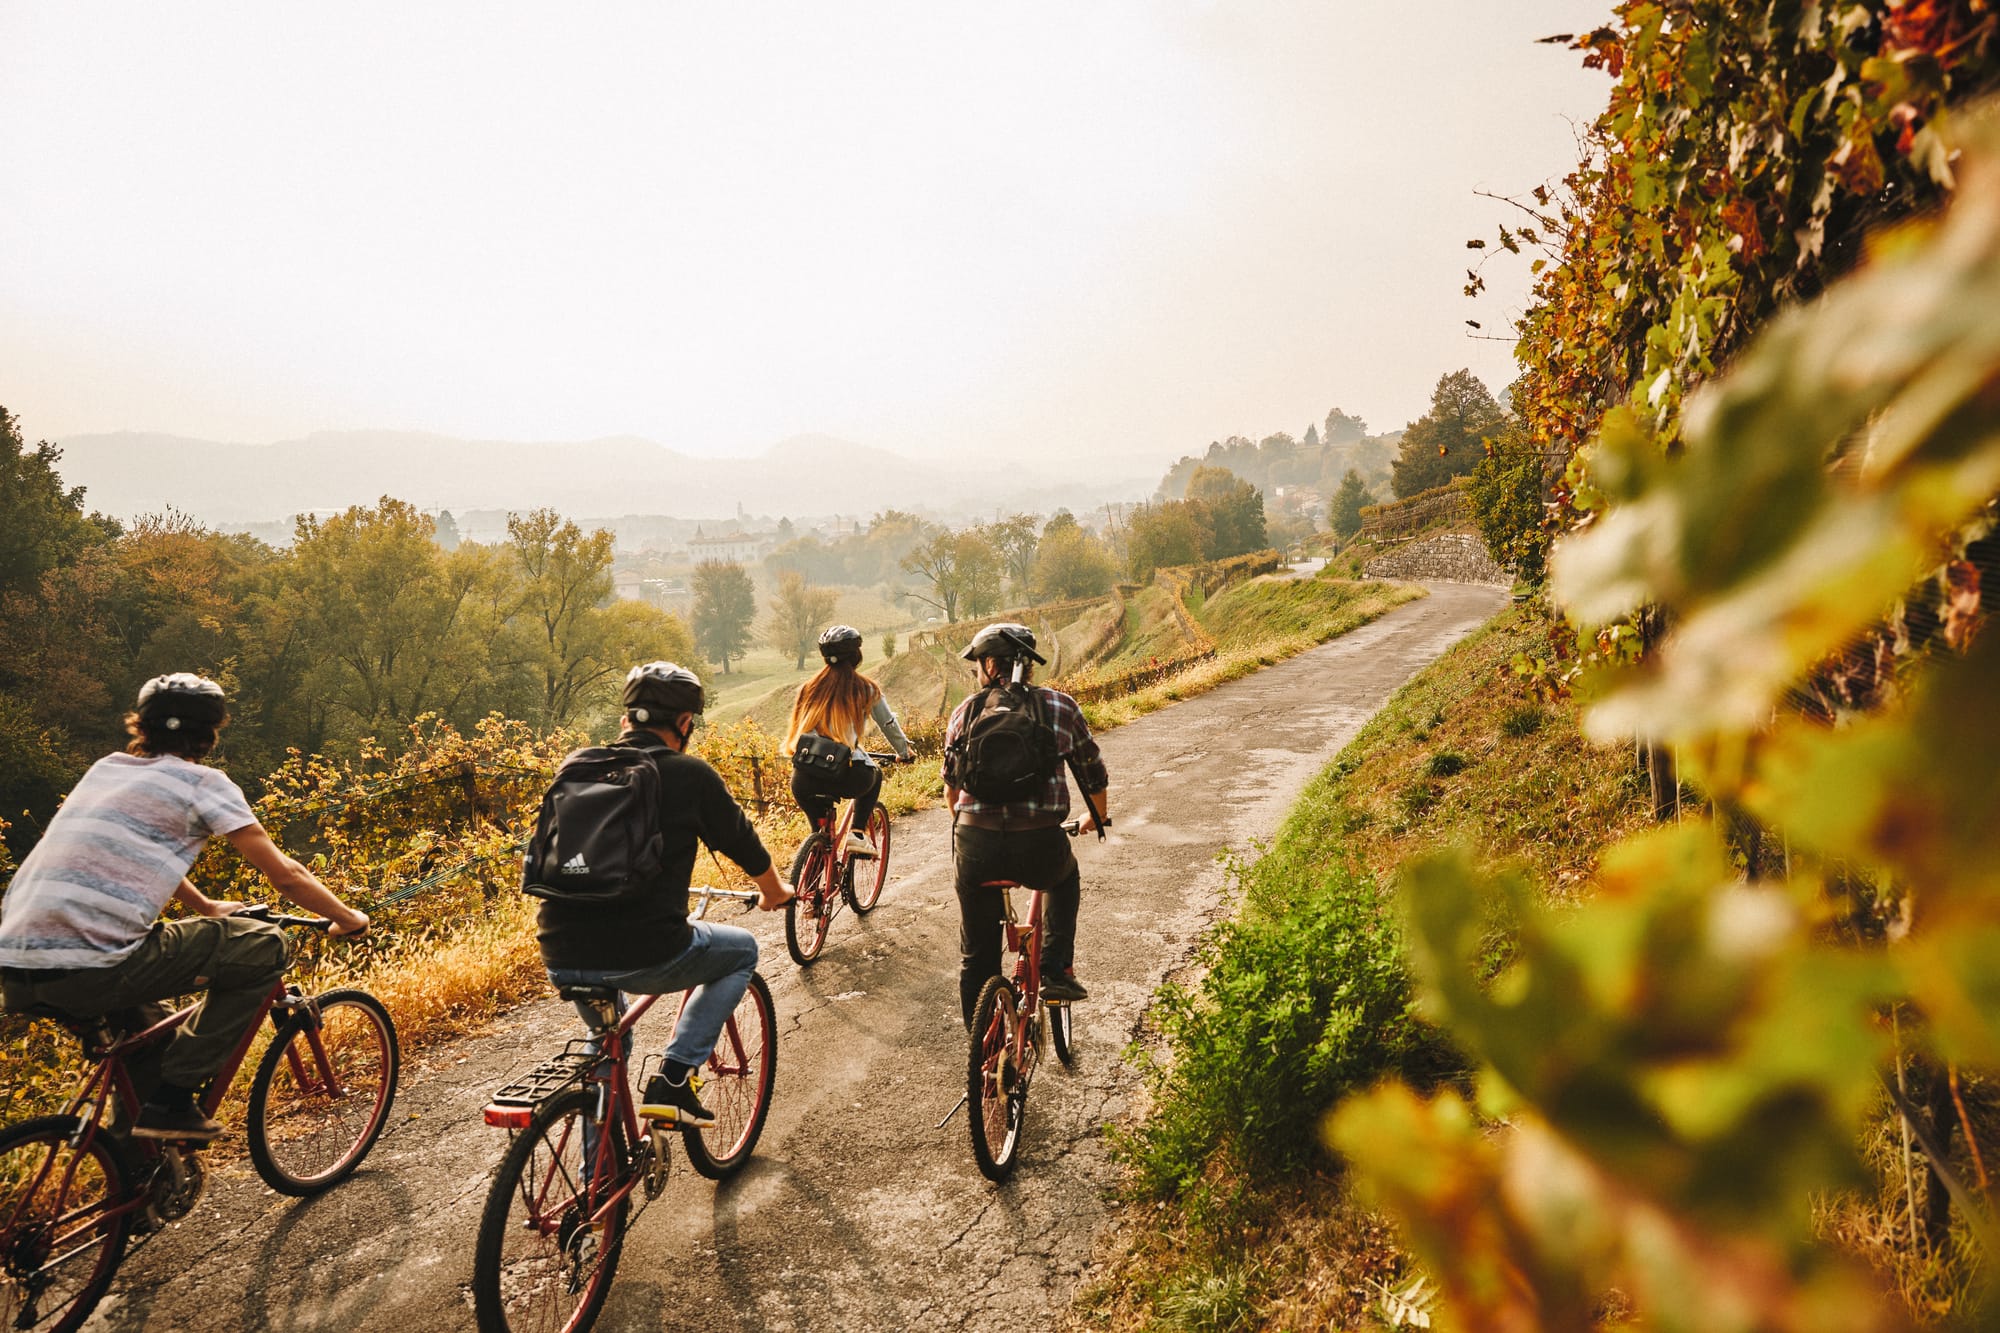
[1,916,289,1091]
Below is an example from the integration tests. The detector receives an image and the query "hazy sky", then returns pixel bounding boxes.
[2,4,1609,471]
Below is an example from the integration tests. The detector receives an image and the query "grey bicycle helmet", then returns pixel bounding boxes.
[817,624,863,663]
[960,622,1046,665]
[623,661,705,724]
[135,673,228,730]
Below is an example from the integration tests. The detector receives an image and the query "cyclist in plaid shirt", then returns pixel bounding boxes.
[944,623,1111,1027]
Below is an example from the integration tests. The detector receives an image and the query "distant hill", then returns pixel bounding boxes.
[50,429,1150,526]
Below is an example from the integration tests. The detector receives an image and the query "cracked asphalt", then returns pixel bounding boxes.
[80,581,1502,1333]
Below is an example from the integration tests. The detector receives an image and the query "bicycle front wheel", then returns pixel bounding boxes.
[845,806,891,913]
[0,1116,131,1333]
[785,833,835,966]
[1049,1002,1075,1067]
[247,987,400,1195]
[677,971,777,1180]
[473,1088,628,1333]
[968,976,1024,1182]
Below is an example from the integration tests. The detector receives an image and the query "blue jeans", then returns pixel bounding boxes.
[547,921,759,1069]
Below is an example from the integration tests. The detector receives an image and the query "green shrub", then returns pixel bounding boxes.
[1499,704,1543,737]
[1396,781,1441,821]
[1121,860,1437,1196]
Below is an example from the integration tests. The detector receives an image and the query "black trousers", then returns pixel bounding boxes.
[790,762,883,833]
[952,822,1080,1026]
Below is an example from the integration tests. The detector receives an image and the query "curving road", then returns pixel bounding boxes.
[81,581,1503,1333]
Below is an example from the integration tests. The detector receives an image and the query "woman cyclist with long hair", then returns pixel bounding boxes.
[785,626,914,858]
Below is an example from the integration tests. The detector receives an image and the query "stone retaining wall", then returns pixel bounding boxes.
[1363,530,1512,587]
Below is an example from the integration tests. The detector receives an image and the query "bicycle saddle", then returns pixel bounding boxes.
[556,984,621,1003]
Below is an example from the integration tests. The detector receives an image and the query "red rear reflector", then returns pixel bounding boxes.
[484,1104,534,1129]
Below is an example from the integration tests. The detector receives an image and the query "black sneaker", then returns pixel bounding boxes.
[1042,971,1089,1003]
[639,1073,716,1128]
[132,1101,223,1141]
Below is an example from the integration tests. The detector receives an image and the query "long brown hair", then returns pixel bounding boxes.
[786,663,880,753]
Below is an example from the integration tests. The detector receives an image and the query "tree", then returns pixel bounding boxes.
[1303,421,1321,448]
[1322,408,1368,444]
[1031,526,1119,600]
[1125,503,1207,582]
[691,560,756,673]
[765,569,838,669]
[507,508,620,727]
[1391,370,1505,499]
[1185,466,1268,558]
[1042,509,1080,540]
[1329,470,1374,540]
[900,527,1001,623]
[1466,424,1550,583]
[989,515,1040,595]
[435,510,461,551]
[0,407,117,603]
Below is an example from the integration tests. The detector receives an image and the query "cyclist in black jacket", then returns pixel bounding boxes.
[538,662,790,1127]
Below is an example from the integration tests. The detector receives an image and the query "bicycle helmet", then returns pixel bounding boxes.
[817,624,863,664]
[623,661,705,724]
[135,673,228,730]
[960,622,1046,665]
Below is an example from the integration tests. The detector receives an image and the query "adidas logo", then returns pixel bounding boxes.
[561,854,590,874]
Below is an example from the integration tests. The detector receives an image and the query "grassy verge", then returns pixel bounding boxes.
[1069,601,1651,1331]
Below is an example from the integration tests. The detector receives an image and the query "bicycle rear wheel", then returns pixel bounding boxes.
[677,971,777,1179]
[968,977,1024,1182]
[247,988,400,1195]
[785,833,835,966]
[473,1088,628,1333]
[0,1115,131,1333]
[844,806,891,913]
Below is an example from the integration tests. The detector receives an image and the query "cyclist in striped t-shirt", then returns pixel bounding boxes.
[0,674,369,1140]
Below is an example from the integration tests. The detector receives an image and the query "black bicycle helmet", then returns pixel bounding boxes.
[135,673,228,730]
[818,624,863,664]
[623,661,705,724]
[960,622,1046,665]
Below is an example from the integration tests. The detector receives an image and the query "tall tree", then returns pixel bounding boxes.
[1323,407,1368,445]
[1390,370,1504,498]
[1185,466,1268,558]
[765,569,838,669]
[989,515,1040,595]
[507,509,619,727]
[691,560,756,673]
[0,407,117,602]
[1329,469,1374,540]
[1031,526,1119,600]
[1125,503,1207,582]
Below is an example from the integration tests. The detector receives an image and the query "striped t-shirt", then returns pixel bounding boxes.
[0,753,258,970]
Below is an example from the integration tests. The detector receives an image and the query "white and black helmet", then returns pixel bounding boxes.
[623,661,705,724]
[960,622,1046,665]
[135,673,228,731]
[817,624,863,663]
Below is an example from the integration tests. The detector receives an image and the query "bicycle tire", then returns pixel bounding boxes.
[472,1088,628,1333]
[785,833,835,966]
[247,987,400,1196]
[677,971,777,1179]
[1049,1002,1075,1067]
[844,806,890,913]
[967,976,1024,1182]
[0,1115,131,1333]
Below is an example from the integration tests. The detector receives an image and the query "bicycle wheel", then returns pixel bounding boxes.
[1049,1002,1075,1067]
[677,971,777,1180]
[247,988,400,1196]
[785,833,835,966]
[844,806,890,913]
[473,1088,628,1333]
[0,1116,131,1333]
[967,976,1024,1182]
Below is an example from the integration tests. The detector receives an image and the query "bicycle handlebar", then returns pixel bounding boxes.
[235,903,336,931]
[1060,817,1107,843]
[862,750,912,764]
[690,885,761,919]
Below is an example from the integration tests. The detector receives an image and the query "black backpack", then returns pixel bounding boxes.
[521,744,667,904]
[946,683,1060,804]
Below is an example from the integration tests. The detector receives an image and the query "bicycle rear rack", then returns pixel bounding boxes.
[488,1042,598,1107]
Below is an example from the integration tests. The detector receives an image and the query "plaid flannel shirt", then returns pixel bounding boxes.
[944,684,1108,828]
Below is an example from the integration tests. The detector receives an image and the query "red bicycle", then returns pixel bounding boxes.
[784,751,901,967]
[965,819,1094,1182]
[0,905,400,1333]
[473,887,778,1333]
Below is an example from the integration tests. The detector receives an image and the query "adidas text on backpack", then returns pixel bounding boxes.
[946,682,1061,804]
[522,744,668,904]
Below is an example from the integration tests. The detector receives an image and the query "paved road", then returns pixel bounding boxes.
[83,582,1503,1333]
